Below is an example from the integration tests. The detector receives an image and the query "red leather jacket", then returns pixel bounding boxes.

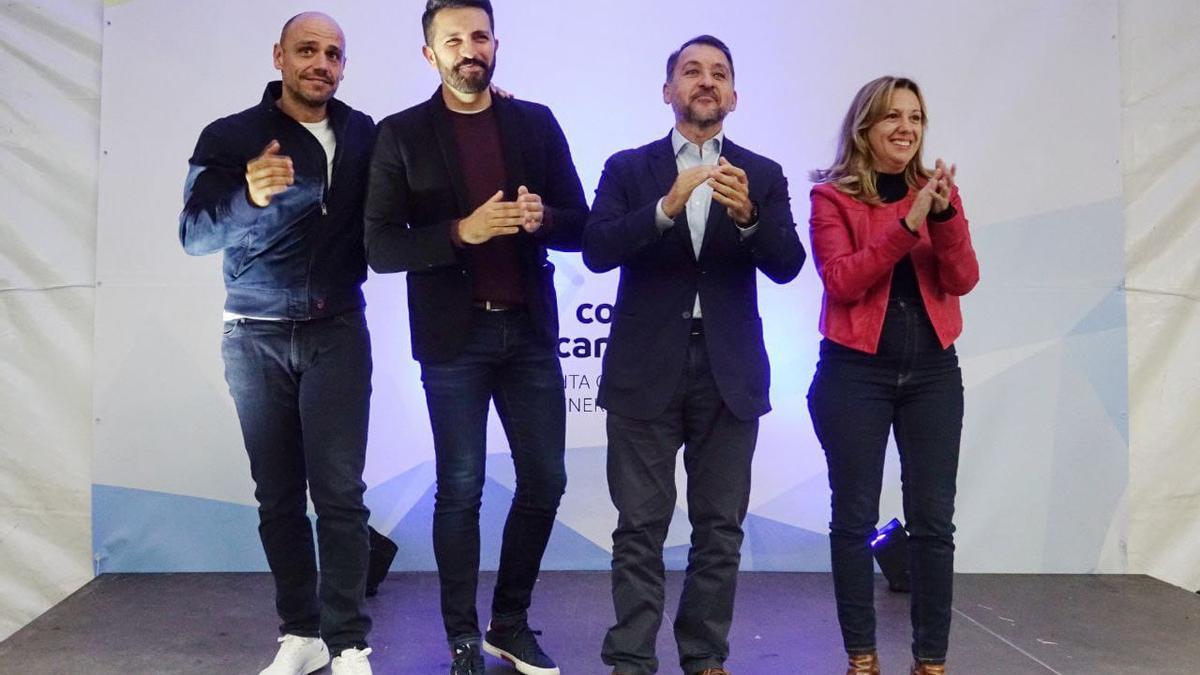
[808,181,979,354]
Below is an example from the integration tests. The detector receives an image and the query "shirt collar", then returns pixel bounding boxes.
[671,127,724,158]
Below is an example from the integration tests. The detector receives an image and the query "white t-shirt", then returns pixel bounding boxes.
[299,117,337,185]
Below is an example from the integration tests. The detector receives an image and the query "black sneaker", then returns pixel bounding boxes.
[483,622,560,675]
[449,639,485,675]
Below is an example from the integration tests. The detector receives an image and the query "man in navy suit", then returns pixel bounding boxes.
[583,35,806,675]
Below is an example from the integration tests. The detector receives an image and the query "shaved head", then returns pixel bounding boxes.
[273,11,347,122]
[280,11,344,51]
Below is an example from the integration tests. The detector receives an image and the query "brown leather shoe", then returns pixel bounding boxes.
[692,669,731,675]
[910,662,946,675]
[847,651,880,675]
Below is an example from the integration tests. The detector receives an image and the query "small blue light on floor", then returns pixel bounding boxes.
[870,518,904,548]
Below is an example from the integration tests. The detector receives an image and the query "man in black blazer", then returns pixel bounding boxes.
[583,35,805,675]
[363,2,586,674]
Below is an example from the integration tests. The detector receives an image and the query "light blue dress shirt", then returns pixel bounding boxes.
[654,128,756,318]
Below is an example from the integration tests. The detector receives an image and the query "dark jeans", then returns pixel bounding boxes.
[602,330,759,675]
[419,308,566,642]
[221,309,373,653]
[807,298,963,664]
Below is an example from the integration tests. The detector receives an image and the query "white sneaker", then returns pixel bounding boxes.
[258,634,330,675]
[331,647,374,675]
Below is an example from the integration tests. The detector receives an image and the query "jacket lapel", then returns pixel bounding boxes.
[427,89,470,216]
[493,96,527,197]
[648,134,696,259]
[697,136,737,261]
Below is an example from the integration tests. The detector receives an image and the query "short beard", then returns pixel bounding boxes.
[683,102,727,128]
[443,59,494,94]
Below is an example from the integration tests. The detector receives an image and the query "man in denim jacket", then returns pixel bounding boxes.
[179,12,376,675]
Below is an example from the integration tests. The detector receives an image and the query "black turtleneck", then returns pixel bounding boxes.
[875,172,958,302]
[877,172,922,301]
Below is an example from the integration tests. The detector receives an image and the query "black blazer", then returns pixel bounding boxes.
[583,134,806,421]
[364,89,587,362]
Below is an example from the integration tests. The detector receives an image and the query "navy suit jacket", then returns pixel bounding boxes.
[583,133,806,421]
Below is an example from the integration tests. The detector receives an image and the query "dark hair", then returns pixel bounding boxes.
[422,0,495,45]
[666,35,734,82]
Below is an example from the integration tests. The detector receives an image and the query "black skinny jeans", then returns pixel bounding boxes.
[808,298,963,664]
[419,309,567,643]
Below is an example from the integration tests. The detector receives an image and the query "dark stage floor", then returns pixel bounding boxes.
[1,572,1197,674]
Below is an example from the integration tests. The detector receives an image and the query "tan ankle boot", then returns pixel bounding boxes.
[910,661,946,675]
[847,652,880,675]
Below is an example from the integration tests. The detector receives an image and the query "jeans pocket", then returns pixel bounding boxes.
[222,319,243,338]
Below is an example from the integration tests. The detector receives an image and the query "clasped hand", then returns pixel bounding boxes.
[662,157,754,226]
[457,186,544,245]
[904,158,958,232]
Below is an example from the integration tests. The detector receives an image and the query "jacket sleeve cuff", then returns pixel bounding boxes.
[929,205,958,223]
[449,219,465,248]
[654,198,674,232]
[532,208,555,240]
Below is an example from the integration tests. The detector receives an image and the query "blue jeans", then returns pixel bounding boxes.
[221,310,372,652]
[807,298,963,664]
[419,308,566,642]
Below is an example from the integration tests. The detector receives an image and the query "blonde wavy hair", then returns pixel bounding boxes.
[810,76,931,204]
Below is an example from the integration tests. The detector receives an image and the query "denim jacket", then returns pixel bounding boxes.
[180,82,376,320]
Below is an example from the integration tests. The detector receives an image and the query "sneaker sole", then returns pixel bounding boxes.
[259,651,329,675]
[303,655,331,675]
[481,640,560,675]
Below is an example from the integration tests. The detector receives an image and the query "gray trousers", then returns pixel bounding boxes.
[601,331,759,675]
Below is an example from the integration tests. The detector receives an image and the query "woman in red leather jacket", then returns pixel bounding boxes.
[807,76,980,675]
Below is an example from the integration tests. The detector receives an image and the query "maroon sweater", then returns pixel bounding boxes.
[448,106,525,305]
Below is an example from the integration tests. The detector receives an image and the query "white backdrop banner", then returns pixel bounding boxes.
[93,0,1129,574]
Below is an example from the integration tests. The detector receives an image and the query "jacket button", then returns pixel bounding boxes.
[682,310,691,319]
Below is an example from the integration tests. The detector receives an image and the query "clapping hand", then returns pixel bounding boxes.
[516,185,544,233]
[930,158,957,215]
[709,157,754,225]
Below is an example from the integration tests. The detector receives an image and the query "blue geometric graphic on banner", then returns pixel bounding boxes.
[961,198,1126,354]
[1069,286,1127,336]
[742,514,830,571]
[385,477,611,571]
[93,484,267,572]
[363,461,437,531]
[1065,321,1130,444]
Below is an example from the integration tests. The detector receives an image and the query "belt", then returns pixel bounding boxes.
[472,300,520,312]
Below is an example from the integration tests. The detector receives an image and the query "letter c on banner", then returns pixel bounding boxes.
[576,303,594,324]
[576,303,614,325]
